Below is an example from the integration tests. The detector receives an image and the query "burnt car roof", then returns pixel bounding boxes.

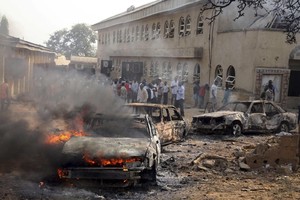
[126,102,177,109]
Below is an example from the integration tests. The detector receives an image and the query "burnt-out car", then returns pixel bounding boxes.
[125,103,189,146]
[58,113,161,186]
[192,100,297,136]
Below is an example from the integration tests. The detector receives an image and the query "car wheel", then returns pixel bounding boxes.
[278,122,289,133]
[230,122,242,136]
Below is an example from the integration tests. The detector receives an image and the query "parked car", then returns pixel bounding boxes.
[58,113,161,187]
[191,100,297,135]
[125,103,189,146]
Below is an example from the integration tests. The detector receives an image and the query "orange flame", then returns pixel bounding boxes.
[45,130,87,144]
[82,153,141,167]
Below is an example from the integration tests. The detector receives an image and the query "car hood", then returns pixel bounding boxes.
[193,111,244,118]
[62,136,151,159]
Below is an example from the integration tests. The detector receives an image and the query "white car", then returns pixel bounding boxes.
[192,100,297,136]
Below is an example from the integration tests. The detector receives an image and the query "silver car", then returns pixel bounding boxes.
[192,100,297,135]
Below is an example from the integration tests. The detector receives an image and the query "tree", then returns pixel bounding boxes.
[200,0,300,43]
[0,15,9,35]
[46,23,97,58]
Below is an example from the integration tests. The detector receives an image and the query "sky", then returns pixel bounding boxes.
[0,0,155,46]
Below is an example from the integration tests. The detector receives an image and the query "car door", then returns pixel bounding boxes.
[168,107,186,140]
[156,108,174,145]
[248,102,267,131]
[264,102,282,131]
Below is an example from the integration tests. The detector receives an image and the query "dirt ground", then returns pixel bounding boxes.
[1,103,300,200]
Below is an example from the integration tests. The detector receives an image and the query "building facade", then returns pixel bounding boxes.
[92,0,300,109]
[0,34,55,99]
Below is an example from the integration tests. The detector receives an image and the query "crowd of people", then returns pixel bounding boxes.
[111,76,186,116]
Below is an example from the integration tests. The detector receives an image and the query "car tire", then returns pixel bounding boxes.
[278,122,289,133]
[230,122,242,136]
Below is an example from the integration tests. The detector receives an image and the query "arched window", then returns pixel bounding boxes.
[185,15,191,36]
[112,31,115,44]
[169,20,175,38]
[126,28,130,43]
[136,26,139,41]
[164,20,169,38]
[145,24,149,41]
[196,14,204,35]
[152,23,156,40]
[177,62,183,81]
[131,27,135,42]
[123,29,126,43]
[193,63,200,82]
[179,17,185,37]
[226,65,236,89]
[183,63,189,82]
[156,22,161,39]
[141,25,144,41]
[214,65,223,87]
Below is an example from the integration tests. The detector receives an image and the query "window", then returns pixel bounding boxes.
[152,23,156,40]
[193,63,200,82]
[141,25,145,41]
[145,24,149,41]
[113,31,115,43]
[215,65,223,87]
[196,14,204,34]
[136,26,139,41]
[164,20,169,38]
[185,15,191,36]
[127,28,130,43]
[162,61,172,80]
[169,20,175,38]
[179,17,185,37]
[123,29,127,43]
[131,27,135,42]
[226,65,236,89]
[98,34,101,44]
[251,103,264,113]
[177,62,183,81]
[156,22,161,39]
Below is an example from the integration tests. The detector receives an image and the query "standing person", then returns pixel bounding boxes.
[137,83,148,103]
[209,80,218,112]
[156,78,163,104]
[120,81,127,102]
[199,83,209,109]
[264,80,275,101]
[0,78,9,111]
[222,82,231,106]
[162,81,169,105]
[193,81,200,107]
[131,80,139,102]
[175,81,185,116]
[171,76,178,105]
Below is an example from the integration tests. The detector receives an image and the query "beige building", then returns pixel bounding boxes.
[92,0,300,109]
[0,34,55,99]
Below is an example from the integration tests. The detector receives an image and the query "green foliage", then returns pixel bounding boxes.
[46,23,96,58]
[0,15,9,35]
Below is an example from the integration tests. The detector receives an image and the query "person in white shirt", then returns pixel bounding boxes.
[162,81,169,105]
[170,76,178,105]
[175,81,185,116]
[137,83,148,103]
[210,80,218,112]
[131,80,139,102]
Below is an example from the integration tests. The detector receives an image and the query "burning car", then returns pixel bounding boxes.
[125,103,189,146]
[58,113,161,186]
[191,100,297,135]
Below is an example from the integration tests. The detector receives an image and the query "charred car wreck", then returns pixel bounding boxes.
[192,100,297,135]
[58,114,161,186]
[125,103,189,146]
